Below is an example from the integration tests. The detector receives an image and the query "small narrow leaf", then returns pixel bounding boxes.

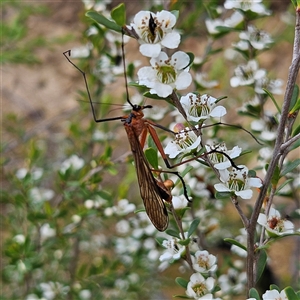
[224,238,247,251]
[175,277,189,289]
[256,249,267,283]
[186,52,194,68]
[263,88,281,114]
[284,286,299,300]
[173,295,191,299]
[178,238,191,246]
[270,284,280,291]
[271,165,280,186]
[111,3,126,26]
[215,191,232,199]
[289,84,299,113]
[145,147,158,169]
[170,10,179,19]
[86,11,122,33]
[289,97,300,114]
[155,237,165,246]
[249,288,261,300]
[292,123,300,137]
[281,159,300,177]
[188,218,200,237]
[165,229,181,239]
[275,179,293,195]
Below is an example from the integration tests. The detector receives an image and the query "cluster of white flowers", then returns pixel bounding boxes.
[57,1,298,299]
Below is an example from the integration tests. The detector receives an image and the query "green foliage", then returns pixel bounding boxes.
[1,2,48,64]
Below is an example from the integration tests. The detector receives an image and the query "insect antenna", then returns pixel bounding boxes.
[121,28,135,109]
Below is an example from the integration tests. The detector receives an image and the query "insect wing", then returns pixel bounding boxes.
[125,126,169,231]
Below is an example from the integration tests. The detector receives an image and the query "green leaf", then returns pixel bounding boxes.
[224,238,247,251]
[284,286,300,300]
[270,284,280,291]
[143,91,169,100]
[249,288,261,300]
[170,10,179,20]
[289,84,299,113]
[145,147,158,169]
[263,88,281,114]
[155,237,165,246]
[290,137,300,151]
[174,166,193,187]
[271,165,280,186]
[178,238,191,246]
[165,229,180,239]
[275,179,293,195]
[111,3,126,26]
[256,249,267,283]
[86,11,122,33]
[281,159,300,177]
[175,277,189,289]
[215,191,232,199]
[186,52,194,68]
[292,123,300,137]
[187,218,200,237]
[173,295,191,299]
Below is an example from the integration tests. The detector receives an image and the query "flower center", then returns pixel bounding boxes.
[192,282,207,297]
[267,217,284,232]
[155,65,177,84]
[139,15,164,44]
[197,256,209,269]
[174,132,195,150]
[227,178,245,192]
[188,95,211,118]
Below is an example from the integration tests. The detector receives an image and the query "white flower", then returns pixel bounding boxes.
[137,51,192,98]
[258,207,294,236]
[192,250,217,273]
[165,125,201,159]
[224,0,271,16]
[130,10,180,57]
[60,155,84,174]
[205,143,242,170]
[70,44,92,58]
[13,234,26,244]
[39,282,70,300]
[159,237,185,262]
[238,25,273,50]
[214,165,262,199]
[29,187,55,204]
[262,289,288,300]
[115,219,131,235]
[255,77,283,95]
[231,228,247,257]
[180,93,226,122]
[40,224,56,241]
[251,111,279,141]
[205,11,244,35]
[194,72,219,89]
[186,273,215,299]
[218,266,247,294]
[230,60,266,87]
[78,289,92,300]
[113,199,136,215]
[172,195,188,209]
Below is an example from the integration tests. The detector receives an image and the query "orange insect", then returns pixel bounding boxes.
[63,47,188,231]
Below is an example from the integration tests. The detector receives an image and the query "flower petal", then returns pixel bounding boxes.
[235,189,253,199]
[175,71,192,90]
[161,32,181,49]
[139,43,162,58]
[214,183,231,192]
